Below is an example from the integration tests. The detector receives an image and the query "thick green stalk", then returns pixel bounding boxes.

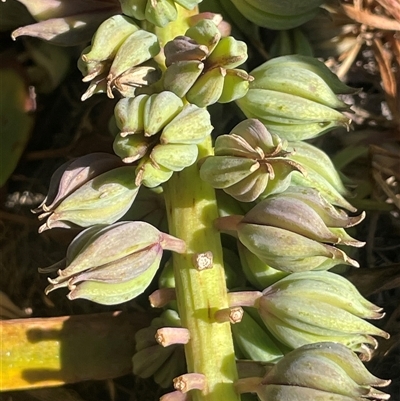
[164,135,240,401]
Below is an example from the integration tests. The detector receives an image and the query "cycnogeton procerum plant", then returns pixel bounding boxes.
[11,1,391,400]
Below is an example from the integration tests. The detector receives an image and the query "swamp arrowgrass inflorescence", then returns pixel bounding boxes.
[10,1,392,400]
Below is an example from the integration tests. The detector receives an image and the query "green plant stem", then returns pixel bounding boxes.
[164,135,240,401]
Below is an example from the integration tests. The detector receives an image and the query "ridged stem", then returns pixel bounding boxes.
[163,135,240,401]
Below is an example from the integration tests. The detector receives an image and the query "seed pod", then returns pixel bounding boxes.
[200,119,304,202]
[186,67,226,107]
[113,132,154,163]
[163,19,250,106]
[185,19,221,53]
[33,153,122,215]
[143,92,184,137]
[242,190,365,246]
[237,242,288,289]
[252,343,390,400]
[237,223,358,272]
[135,156,174,188]
[236,55,356,140]
[114,94,149,137]
[81,15,139,74]
[43,222,185,305]
[218,69,254,104]
[231,309,283,363]
[163,60,205,98]
[160,104,213,144]
[164,36,209,66]
[256,272,389,358]
[107,29,160,96]
[145,0,177,27]
[287,140,356,211]
[38,166,140,231]
[151,143,198,171]
[206,36,248,69]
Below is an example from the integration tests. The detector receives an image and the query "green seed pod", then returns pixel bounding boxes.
[237,242,288,289]
[160,104,213,144]
[33,153,122,215]
[251,343,390,400]
[237,223,359,272]
[236,55,356,140]
[43,221,185,305]
[241,191,365,246]
[281,186,351,223]
[81,15,139,70]
[256,272,389,357]
[263,55,357,94]
[107,29,160,93]
[143,91,184,137]
[113,132,153,163]
[206,36,248,69]
[231,309,283,363]
[38,166,140,231]
[218,69,254,104]
[200,119,304,202]
[135,156,174,188]
[240,88,349,124]
[163,60,205,98]
[287,140,356,211]
[114,94,149,136]
[186,67,226,107]
[145,0,177,27]
[151,143,198,171]
[163,19,251,106]
[185,19,221,53]
[250,66,348,110]
[248,119,342,142]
